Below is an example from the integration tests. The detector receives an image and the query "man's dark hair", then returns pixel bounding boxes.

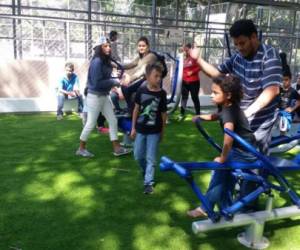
[92,39,111,63]
[65,62,74,69]
[109,31,118,40]
[138,36,150,46]
[145,63,163,77]
[229,19,257,38]
[184,43,192,49]
[212,74,243,104]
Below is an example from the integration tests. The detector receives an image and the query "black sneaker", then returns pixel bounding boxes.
[144,185,153,194]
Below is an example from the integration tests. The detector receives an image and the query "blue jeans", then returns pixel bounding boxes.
[204,150,256,211]
[57,93,83,116]
[110,91,121,111]
[134,132,160,185]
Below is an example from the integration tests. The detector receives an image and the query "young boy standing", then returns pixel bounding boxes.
[130,63,167,194]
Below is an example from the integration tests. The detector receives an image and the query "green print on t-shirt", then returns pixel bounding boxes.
[139,96,160,126]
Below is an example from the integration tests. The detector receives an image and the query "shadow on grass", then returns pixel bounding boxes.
[0,113,300,250]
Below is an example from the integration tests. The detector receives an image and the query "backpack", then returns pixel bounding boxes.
[151,51,168,78]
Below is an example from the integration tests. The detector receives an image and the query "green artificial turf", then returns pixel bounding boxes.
[1,113,300,250]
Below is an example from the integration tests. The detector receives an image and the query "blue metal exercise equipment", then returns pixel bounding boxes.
[160,118,300,249]
[165,52,184,114]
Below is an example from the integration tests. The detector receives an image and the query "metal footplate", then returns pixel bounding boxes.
[192,197,300,249]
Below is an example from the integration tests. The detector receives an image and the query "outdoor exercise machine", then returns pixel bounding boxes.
[160,118,300,249]
[116,51,184,143]
[165,52,184,115]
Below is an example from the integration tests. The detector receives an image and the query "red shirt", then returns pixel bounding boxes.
[183,56,201,83]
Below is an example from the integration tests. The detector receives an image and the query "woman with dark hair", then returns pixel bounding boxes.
[120,36,162,113]
[76,36,131,157]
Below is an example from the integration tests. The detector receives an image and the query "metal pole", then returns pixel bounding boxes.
[12,0,17,59]
[87,0,92,60]
[174,0,180,57]
[151,0,157,50]
[42,20,46,60]
[204,0,211,60]
[175,0,179,27]
[122,26,125,62]
[291,10,297,69]
[295,34,299,74]
[17,0,22,59]
[64,22,70,60]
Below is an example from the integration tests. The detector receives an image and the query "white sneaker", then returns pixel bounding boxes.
[76,148,94,157]
[57,115,63,120]
[113,147,132,156]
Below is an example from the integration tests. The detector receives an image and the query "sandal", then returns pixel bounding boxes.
[113,147,132,156]
[187,207,207,218]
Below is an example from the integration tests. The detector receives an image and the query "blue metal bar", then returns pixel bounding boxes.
[195,118,222,152]
[178,161,262,171]
[270,134,300,147]
[223,186,266,216]
[231,171,265,184]
[167,58,180,104]
[160,157,191,178]
[224,128,300,205]
[165,52,176,61]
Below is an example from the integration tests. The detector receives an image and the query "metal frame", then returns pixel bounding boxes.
[1,0,300,71]
[160,118,300,249]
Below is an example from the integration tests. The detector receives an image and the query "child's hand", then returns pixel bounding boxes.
[120,73,130,86]
[68,91,76,97]
[285,107,293,113]
[117,69,123,78]
[130,128,136,139]
[213,156,225,164]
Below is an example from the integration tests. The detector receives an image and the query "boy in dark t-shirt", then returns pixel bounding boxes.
[278,68,300,134]
[279,73,300,112]
[131,63,167,194]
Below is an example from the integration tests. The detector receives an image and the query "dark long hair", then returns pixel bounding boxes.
[93,40,111,64]
[212,74,243,104]
[137,36,150,59]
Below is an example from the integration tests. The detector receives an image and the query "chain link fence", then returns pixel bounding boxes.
[1,0,300,102]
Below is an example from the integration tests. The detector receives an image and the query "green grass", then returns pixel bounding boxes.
[1,113,300,250]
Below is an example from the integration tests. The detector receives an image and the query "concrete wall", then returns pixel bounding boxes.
[0,59,213,113]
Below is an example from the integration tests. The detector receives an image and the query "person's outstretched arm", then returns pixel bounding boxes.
[128,53,157,83]
[123,56,139,70]
[192,113,219,122]
[189,47,222,78]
